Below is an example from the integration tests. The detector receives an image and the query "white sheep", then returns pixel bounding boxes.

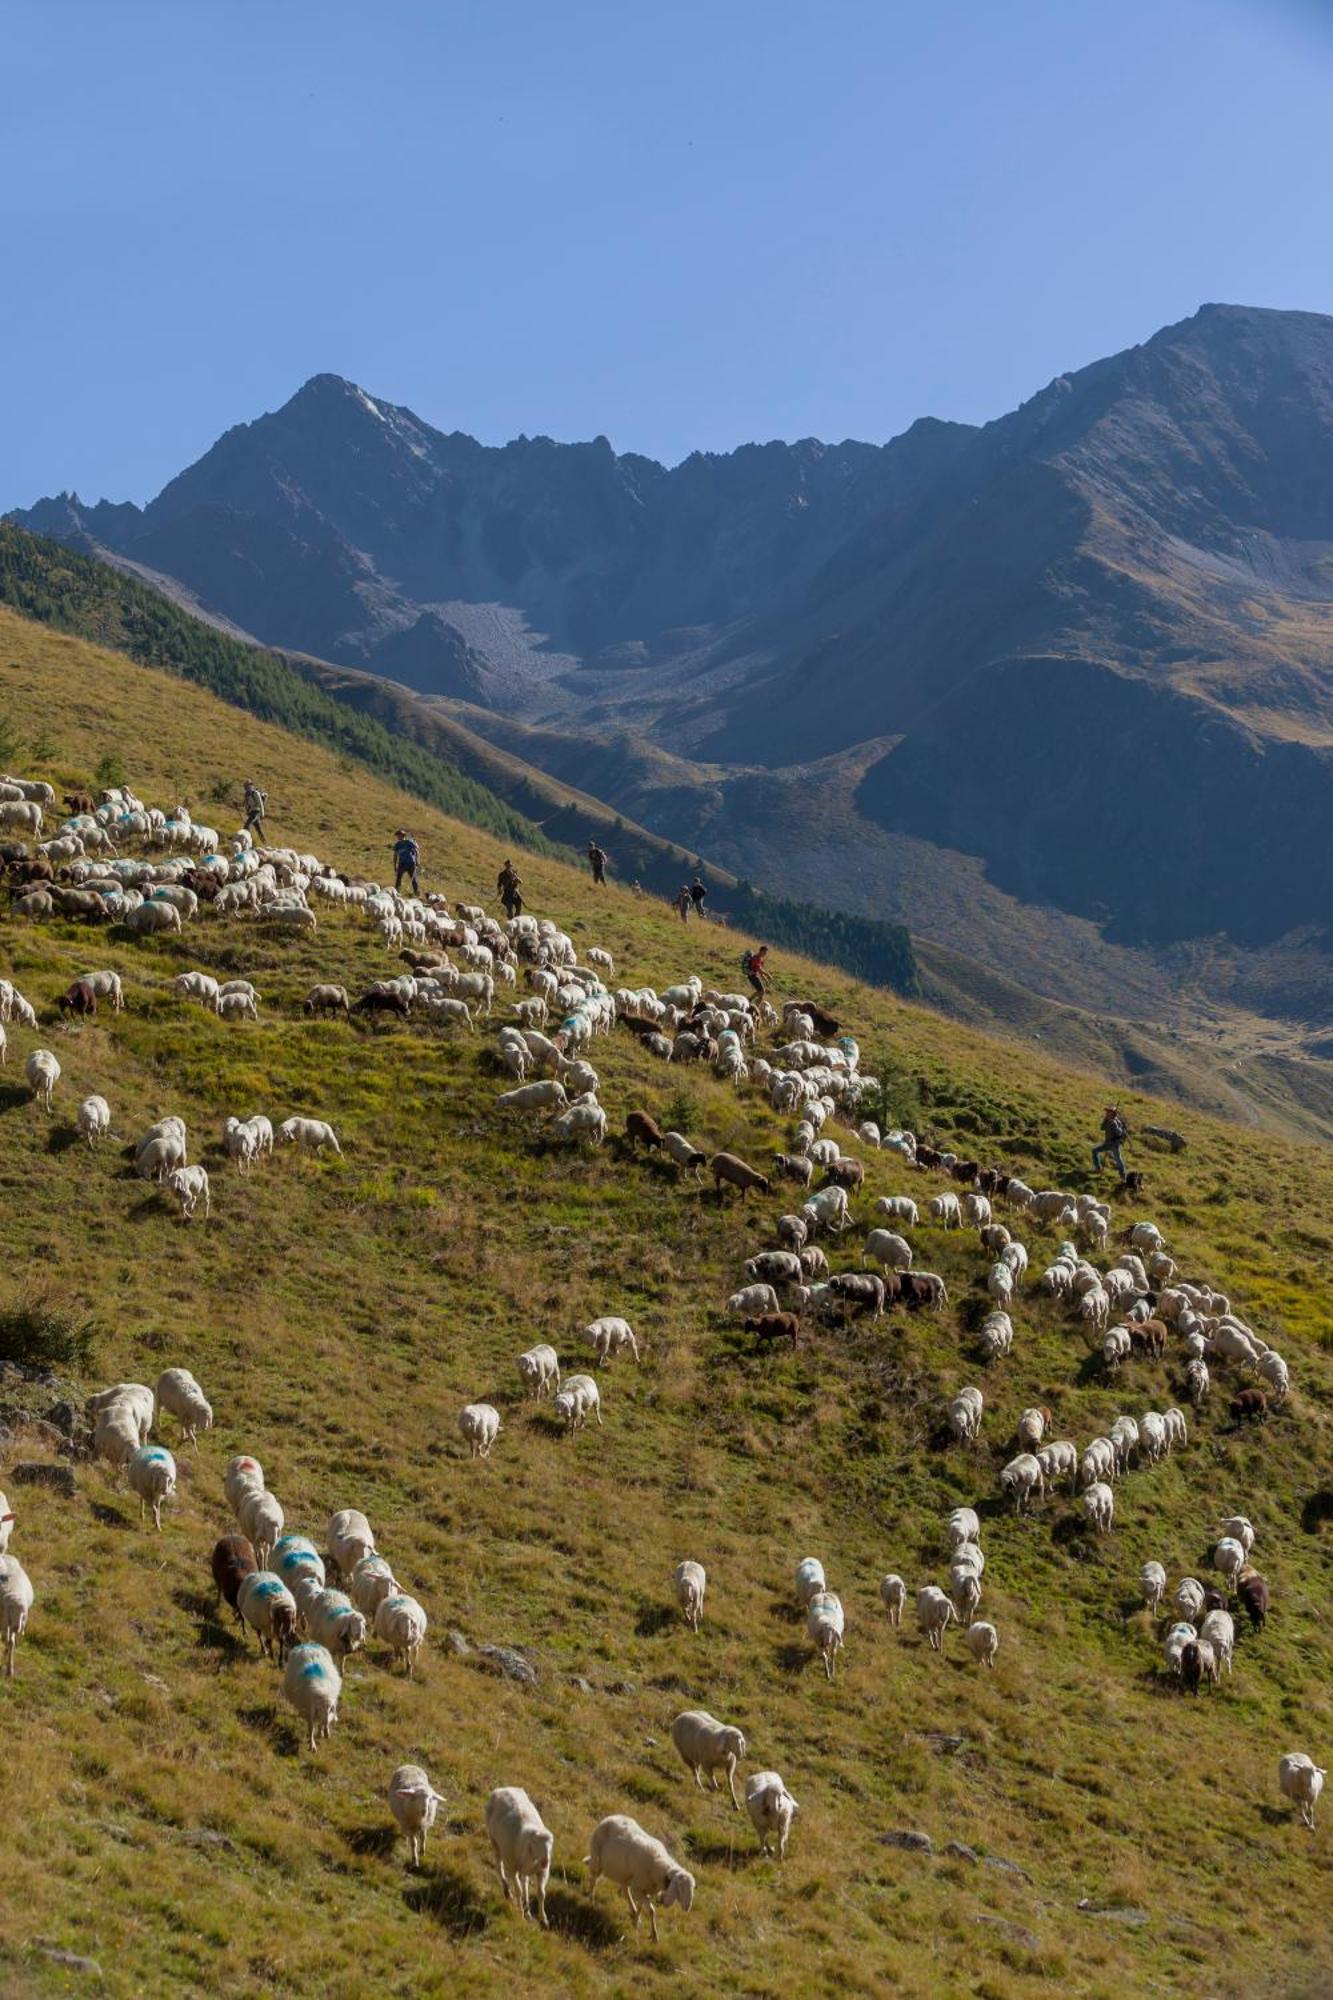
[168,1165,211,1221]
[217,990,258,1022]
[239,1488,285,1568]
[278,1117,342,1155]
[807,1589,845,1678]
[25,1048,60,1112]
[350,1555,399,1620]
[155,1367,213,1445]
[459,1402,502,1457]
[876,1195,918,1227]
[0,1554,34,1675]
[375,1590,428,1675]
[236,1572,297,1661]
[1278,1753,1325,1830]
[1174,1577,1206,1623]
[283,1641,342,1749]
[727,1284,781,1320]
[553,1373,602,1432]
[746,1771,799,1858]
[223,1454,264,1513]
[1200,1607,1235,1676]
[389,1763,446,1868]
[76,1094,111,1147]
[966,1620,999,1669]
[0,1492,11,1557]
[304,1587,368,1659]
[948,1387,984,1444]
[675,1559,707,1633]
[1083,1481,1114,1534]
[128,1445,177,1531]
[947,1507,981,1552]
[670,1709,747,1808]
[999,1453,1044,1513]
[486,1786,555,1923]
[916,1584,955,1651]
[862,1228,913,1272]
[949,1561,982,1624]
[880,1573,907,1626]
[497,1080,568,1115]
[583,1315,640,1365]
[794,1556,826,1606]
[1213,1536,1247,1584]
[583,1815,695,1943]
[1139,1561,1167,1614]
[328,1509,375,1575]
[1163,1621,1197,1675]
[517,1344,561,1397]
[1220,1515,1255,1554]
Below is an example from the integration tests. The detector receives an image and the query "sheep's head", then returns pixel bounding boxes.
[664,1867,695,1912]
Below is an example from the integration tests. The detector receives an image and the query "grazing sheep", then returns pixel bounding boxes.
[304,1588,368,1660]
[876,1195,918,1227]
[671,1709,747,1808]
[389,1764,446,1868]
[211,1535,257,1620]
[948,1387,984,1445]
[327,1509,375,1576]
[583,1315,640,1366]
[223,1454,264,1513]
[1083,1481,1114,1534]
[553,1374,602,1432]
[880,1573,907,1626]
[375,1590,429,1674]
[662,1131,707,1180]
[583,1815,695,1943]
[0,1555,34,1676]
[746,1770,799,1858]
[862,1228,913,1272]
[794,1557,827,1607]
[24,1048,60,1112]
[156,1367,213,1445]
[76,1094,111,1147]
[485,1786,555,1923]
[304,984,350,1017]
[1139,1561,1167,1614]
[712,1151,772,1200]
[459,1403,502,1457]
[916,1585,955,1651]
[217,990,258,1022]
[675,1559,707,1633]
[282,1642,342,1750]
[1199,1608,1236,1676]
[518,1344,561,1397]
[277,1117,342,1155]
[947,1507,981,1552]
[999,1453,1044,1513]
[1278,1753,1325,1830]
[1214,1536,1247,1585]
[949,1562,982,1624]
[1175,1578,1207,1623]
[1220,1515,1255,1554]
[128,1445,176,1531]
[272,1534,326,1594]
[1237,1568,1270,1630]
[0,1494,12,1558]
[807,1590,845,1678]
[966,1620,999,1668]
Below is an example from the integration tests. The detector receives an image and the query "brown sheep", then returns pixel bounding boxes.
[915,1145,944,1172]
[800,1002,841,1038]
[822,1158,865,1192]
[744,1312,799,1349]
[950,1158,980,1187]
[54,888,109,923]
[63,791,95,815]
[1128,1320,1167,1359]
[57,980,97,1018]
[625,1110,664,1152]
[1231,1388,1268,1424]
[1236,1568,1270,1630]
[211,1534,257,1620]
[711,1152,771,1201]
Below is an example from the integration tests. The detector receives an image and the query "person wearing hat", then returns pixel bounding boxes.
[1092,1104,1130,1177]
[391,828,421,896]
[497,857,524,918]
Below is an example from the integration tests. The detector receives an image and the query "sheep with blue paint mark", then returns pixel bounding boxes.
[283,1641,342,1749]
[128,1445,176,1531]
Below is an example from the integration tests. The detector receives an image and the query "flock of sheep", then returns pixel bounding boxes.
[0,767,1325,1953]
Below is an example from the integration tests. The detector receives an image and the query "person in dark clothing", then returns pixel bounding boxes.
[1092,1105,1130,1176]
[392,828,421,896]
[497,859,524,918]
[587,840,608,886]
[689,876,708,917]
[742,944,771,1003]
[242,779,268,836]
[674,884,692,922]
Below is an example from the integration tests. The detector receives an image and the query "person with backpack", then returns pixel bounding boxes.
[242,778,268,836]
[391,828,421,896]
[586,839,608,886]
[1092,1105,1130,1177]
[742,944,770,1003]
[689,875,708,918]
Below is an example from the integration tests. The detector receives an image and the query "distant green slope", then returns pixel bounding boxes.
[0,521,918,994]
[0,521,556,854]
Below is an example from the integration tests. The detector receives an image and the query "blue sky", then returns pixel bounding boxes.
[4,0,1333,508]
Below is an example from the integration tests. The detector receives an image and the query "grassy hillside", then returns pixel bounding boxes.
[0,613,1331,2000]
